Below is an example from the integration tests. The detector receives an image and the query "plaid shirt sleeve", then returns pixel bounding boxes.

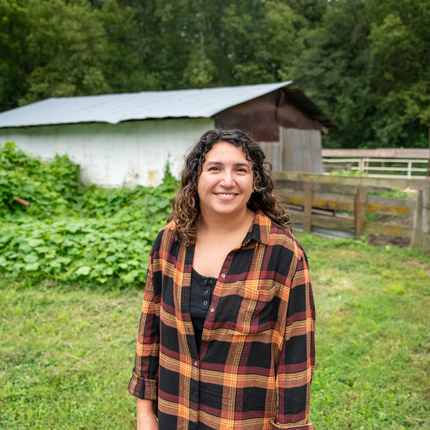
[271,249,315,430]
[128,240,161,401]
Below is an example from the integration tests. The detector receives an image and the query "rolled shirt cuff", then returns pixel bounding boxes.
[128,372,158,400]
[270,419,314,429]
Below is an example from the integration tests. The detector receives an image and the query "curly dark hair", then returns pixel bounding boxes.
[168,129,291,245]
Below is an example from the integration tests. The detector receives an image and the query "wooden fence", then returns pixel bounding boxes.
[321,148,430,179]
[272,172,430,253]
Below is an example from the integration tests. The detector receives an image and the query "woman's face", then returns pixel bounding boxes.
[197,142,254,218]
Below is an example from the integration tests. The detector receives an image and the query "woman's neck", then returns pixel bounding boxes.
[197,208,255,238]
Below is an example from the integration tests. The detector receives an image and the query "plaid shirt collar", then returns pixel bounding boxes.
[241,209,271,247]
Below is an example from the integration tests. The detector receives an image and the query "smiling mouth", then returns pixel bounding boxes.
[215,193,237,197]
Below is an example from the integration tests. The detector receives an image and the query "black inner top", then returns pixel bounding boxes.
[190,269,217,352]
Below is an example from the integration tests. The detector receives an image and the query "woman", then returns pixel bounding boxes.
[129,129,315,430]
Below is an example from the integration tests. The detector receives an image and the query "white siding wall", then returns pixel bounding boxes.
[0,118,214,187]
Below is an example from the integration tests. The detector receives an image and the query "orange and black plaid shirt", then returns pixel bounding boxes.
[129,210,315,429]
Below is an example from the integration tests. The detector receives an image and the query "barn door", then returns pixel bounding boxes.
[259,141,283,172]
[280,126,323,174]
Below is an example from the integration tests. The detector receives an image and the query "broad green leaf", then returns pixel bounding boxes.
[76,266,91,276]
[24,255,39,264]
[24,262,40,271]
[28,239,44,247]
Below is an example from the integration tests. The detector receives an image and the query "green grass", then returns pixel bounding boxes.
[299,235,430,429]
[1,236,429,429]
[0,281,142,429]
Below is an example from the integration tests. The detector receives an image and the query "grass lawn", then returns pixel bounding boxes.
[1,235,429,429]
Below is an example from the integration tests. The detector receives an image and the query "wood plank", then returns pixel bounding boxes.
[366,195,415,215]
[291,210,412,237]
[303,182,313,233]
[410,190,423,249]
[364,222,411,238]
[289,210,354,230]
[274,179,387,195]
[423,187,430,253]
[322,148,430,159]
[272,171,430,190]
[278,191,415,215]
[354,187,366,239]
[279,192,355,212]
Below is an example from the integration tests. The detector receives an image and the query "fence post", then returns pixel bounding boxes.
[303,182,313,234]
[410,190,423,250]
[354,187,366,239]
[422,186,430,253]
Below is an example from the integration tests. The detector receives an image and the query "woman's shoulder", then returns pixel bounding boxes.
[163,219,178,233]
[151,219,178,251]
[266,217,306,256]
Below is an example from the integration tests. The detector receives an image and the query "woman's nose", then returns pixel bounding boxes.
[220,171,234,187]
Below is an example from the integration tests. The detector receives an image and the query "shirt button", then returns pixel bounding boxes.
[194,361,198,367]
[221,273,226,279]
[205,336,210,340]
[210,307,215,313]
[204,290,208,295]
[203,301,208,305]
[204,279,207,284]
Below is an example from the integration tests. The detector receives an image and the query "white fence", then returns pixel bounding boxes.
[322,157,428,179]
[321,148,429,179]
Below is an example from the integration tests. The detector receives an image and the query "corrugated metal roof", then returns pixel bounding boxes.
[0,81,292,128]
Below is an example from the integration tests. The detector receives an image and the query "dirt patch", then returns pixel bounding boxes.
[367,234,411,248]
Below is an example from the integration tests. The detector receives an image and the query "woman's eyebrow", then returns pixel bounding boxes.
[206,161,250,168]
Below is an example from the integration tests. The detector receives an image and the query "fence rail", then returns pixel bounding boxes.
[322,157,428,179]
[272,171,429,190]
[321,148,429,179]
[272,173,430,253]
[321,148,430,158]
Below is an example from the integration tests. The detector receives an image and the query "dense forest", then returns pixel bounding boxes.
[1,0,429,148]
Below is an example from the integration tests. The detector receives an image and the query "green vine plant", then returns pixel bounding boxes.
[0,142,179,284]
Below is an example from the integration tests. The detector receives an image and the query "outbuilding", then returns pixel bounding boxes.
[0,81,335,187]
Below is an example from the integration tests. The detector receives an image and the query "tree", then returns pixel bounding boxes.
[0,0,31,111]
[97,0,160,93]
[117,0,306,88]
[367,0,430,138]
[291,0,429,148]
[18,0,110,106]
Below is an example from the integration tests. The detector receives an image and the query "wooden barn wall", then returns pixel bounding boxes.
[277,90,322,131]
[214,89,322,142]
[280,127,323,174]
[214,92,280,141]
[259,141,283,172]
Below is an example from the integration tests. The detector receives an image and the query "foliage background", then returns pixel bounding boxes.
[0,142,178,284]
[1,0,429,149]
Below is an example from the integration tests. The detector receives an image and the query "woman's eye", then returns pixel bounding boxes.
[208,167,220,171]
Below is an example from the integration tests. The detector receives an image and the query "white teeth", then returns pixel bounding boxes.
[218,194,235,197]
